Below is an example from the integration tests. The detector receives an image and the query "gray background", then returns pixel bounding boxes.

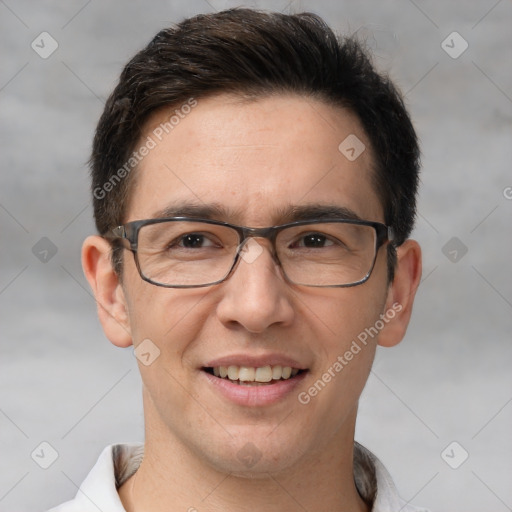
[1,1,511,511]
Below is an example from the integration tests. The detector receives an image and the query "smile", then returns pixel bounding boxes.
[204,365,302,385]
[201,363,308,406]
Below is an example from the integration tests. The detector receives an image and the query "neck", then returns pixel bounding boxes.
[119,400,370,512]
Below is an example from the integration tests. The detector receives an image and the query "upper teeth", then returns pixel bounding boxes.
[212,365,300,382]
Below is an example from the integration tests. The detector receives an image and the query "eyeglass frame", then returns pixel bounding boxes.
[107,216,395,289]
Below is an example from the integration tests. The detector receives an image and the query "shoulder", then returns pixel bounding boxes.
[354,442,431,512]
[46,443,144,512]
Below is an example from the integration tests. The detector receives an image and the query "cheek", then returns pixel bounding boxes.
[312,298,380,391]
[294,290,383,444]
[123,251,198,338]
[128,290,210,350]
[125,286,215,424]
[302,281,388,349]
[297,283,386,395]
[122,259,212,375]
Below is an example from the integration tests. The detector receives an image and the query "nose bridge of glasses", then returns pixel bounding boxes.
[238,226,278,249]
[235,226,281,265]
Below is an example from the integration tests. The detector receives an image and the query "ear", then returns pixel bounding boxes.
[82,235,133,348]
[378,239,422,348]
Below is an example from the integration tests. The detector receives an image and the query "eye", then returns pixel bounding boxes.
[293,233,335,248]
[173,233,219,249]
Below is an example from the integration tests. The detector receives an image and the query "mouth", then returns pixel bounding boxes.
[202,365,306,386]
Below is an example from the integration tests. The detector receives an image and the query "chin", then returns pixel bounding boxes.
[202,430,309,477]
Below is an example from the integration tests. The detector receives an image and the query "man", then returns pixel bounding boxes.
[50,8,425,511]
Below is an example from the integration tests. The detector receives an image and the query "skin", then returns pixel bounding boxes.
[82,93,422,512]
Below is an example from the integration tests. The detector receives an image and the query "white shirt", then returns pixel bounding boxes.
[47,443,429,512]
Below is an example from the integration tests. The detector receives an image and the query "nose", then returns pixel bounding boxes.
[215,238,295,333]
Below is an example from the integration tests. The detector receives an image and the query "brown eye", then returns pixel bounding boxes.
[291,233,335,249]
[180,234,207,248]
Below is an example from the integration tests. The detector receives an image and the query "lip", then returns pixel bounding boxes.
[201,369,308,407]
[204,354,307,370]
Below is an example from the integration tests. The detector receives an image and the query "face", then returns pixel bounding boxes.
[95,94,402,475]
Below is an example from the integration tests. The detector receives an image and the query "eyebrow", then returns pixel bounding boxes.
[151,201,363,225]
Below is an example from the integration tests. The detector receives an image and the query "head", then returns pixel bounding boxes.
[91,8,420,281]
[83,8,421,477]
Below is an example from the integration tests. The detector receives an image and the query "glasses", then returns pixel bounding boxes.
[108,217,394,288]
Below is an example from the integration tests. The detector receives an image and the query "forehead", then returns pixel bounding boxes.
[127,93,382,225]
